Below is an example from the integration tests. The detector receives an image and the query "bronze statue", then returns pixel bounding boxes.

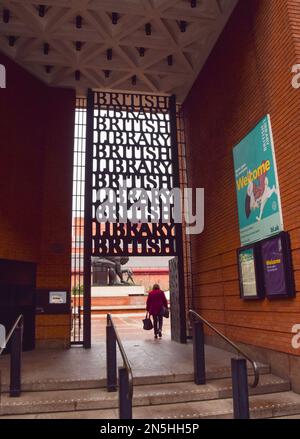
[91,256,135,286]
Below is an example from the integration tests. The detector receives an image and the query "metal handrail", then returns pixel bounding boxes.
[107,314,133,399]
[0,315,23,356]
[189,309,259,388]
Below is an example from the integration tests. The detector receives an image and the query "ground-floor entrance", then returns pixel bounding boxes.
[92,314,171,343]
[71,92,191,348]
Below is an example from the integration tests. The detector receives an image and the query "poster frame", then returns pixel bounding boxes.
[261,231,295,300]
[237,243,265,301]
[233,114,284,247]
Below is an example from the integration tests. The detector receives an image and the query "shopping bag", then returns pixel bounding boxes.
[143,313,153,330]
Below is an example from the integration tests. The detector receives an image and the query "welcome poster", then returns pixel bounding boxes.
[233,115,283,246]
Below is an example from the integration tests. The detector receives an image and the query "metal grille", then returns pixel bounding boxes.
[71,93,191,346]
[89,92,179,257]
[177,104,194,335]
[71,97,86,344]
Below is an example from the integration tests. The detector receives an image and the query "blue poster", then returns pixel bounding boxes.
[233,115,283,246]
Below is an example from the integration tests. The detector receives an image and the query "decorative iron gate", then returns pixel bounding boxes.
[71,98,86,344]
[72,91,186,347]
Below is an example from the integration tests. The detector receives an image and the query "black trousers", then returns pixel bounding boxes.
[153,315,163,335]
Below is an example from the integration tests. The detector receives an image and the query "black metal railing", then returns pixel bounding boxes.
[0,314,24,397]
[189,309,259,419]
[106,314,133,419]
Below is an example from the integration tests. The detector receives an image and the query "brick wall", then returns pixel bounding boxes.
[183,0,300,355]
[0,53,75,347]
[35,84,75,348]
[0,55,45,262]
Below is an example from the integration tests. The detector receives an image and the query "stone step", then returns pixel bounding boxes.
[272,414,300,419]
[0,362,270,393]
[2,391,300,420]
[132,391,300,419]
[0,374,289,416]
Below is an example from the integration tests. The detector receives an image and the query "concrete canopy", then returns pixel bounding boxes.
[0,0,237,101]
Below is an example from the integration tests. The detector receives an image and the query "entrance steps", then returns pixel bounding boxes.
[0,360,269,393]
[1,363,300,419]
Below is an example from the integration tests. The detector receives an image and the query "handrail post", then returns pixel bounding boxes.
[192,320,206,385]
[189,310,259,389]
[119,367,132,419]
[10,324,23,397]
[106,317,117,392]
[231,358,250,419]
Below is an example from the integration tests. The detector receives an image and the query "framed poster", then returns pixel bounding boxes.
[233,115,283,246]
[261,232,295,299]
[237,244,264,300]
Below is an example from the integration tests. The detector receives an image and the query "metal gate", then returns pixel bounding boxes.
[72,91,187,347]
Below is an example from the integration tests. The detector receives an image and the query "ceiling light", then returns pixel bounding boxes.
[43,43,49,55]
[139,47,145,57]
[76,16,82,29]
[75,41,82,51]
[3,9,10,23]
[145,23,151,36]
[107,48,112,60]
[179,20,187,32]
[8,36,16,47]
[112,13,118,25]
[38,5,45,17]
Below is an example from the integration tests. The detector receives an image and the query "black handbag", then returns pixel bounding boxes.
[163,307,170,319]
[143,313,153,331]
[160,306,170,319]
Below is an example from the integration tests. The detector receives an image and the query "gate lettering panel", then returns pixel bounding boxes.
[90,92,179,257]
[83,91,186,346]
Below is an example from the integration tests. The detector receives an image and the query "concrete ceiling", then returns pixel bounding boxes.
[0,0,237,102]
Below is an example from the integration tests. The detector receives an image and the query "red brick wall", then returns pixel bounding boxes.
[36,87,75,292]
[133,272,169,292]
[0,53,75,346]
[0,55,45,262]
[183,0,300,355]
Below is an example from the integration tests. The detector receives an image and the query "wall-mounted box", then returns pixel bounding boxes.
[237,232,295,301]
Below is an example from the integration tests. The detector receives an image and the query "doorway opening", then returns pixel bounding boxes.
[91,256,172,343]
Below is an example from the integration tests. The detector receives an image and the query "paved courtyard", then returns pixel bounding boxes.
[0,313,264,393]
[92,313,171,342]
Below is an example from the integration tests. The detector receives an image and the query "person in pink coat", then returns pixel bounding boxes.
[146,284,168,339]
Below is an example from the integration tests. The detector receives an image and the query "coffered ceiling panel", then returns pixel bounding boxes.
[0,0,237,101]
